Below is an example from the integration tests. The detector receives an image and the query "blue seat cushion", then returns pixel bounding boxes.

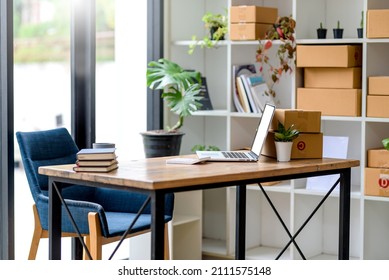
[105,212,172,237]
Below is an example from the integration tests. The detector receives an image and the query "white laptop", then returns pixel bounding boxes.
[196,103,276,162]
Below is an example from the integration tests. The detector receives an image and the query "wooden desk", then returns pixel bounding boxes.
[39,155,359,260]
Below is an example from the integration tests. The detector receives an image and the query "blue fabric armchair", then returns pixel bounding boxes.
[16,127,174,260]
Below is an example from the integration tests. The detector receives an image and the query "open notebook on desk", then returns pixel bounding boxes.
[196,103,275,162]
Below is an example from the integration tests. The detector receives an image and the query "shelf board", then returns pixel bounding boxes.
[202,238,227,257]
[172,214,201,226]
[294,188,361,199]
[193,109,229,117]
[364,195,389,202]
[172,40,228,47]
[246,246,291,260]
[321,116,363,122]
[297,38,363,44]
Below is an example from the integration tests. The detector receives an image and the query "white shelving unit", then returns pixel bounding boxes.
[163,0,389,260]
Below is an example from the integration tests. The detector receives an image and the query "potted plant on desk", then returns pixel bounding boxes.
[274,121,300,162]
[143,58,203,158]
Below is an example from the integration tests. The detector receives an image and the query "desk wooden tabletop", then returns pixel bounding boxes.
[38,155,360,191]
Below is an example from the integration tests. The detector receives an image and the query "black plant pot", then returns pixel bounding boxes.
[357,28,363,38]
[317,28,327,39]
[333,28,344,39]
[210,26,224,40]
[141,131,185,158]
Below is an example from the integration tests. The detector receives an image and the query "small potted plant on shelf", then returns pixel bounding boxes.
[358,11,364,39]
[333,20,344,39]
[317,22,327,39]
[255,16,297,99]
[188,11,228,55]
[144,58,203,157]
[274,121,300,162]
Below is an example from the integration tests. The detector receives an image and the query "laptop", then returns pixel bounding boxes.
[196,103,276,162]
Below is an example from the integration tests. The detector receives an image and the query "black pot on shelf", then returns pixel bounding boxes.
[333,28,344,39]
[357,28,363,38]
[317,28,327,39]
[209,26,224,40]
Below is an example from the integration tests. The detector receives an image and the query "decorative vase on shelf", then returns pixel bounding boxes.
[275,141,293,162]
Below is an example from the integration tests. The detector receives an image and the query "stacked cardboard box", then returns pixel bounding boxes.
[367,9,389,38]
[229,5,277,41]
[367,76,389,118]
[296,45,362,117]
[261,109,323,159]
[365,148,389,197]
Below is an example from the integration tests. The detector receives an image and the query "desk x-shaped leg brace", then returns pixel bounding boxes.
[258,177,341,260]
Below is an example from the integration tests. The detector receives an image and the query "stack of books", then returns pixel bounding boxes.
[74,148,118,172]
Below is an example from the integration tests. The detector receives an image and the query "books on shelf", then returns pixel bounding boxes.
[75,148,118,172]
[198,77,213,110]
[232,63,275,114]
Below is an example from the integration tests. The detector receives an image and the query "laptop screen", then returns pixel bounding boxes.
[250,103,276,155]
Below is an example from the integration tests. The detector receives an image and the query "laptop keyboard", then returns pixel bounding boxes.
[222,151,256,160]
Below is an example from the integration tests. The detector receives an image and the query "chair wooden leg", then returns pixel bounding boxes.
[28,204,45,260]
[88,212,103,260]
[164,223,170,260]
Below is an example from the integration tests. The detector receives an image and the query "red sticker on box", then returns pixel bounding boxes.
[379,174,389,188]
[297,141,305,151]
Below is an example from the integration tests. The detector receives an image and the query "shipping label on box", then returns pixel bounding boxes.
[367,95,389,118]
[262,132,323,159]
[271,109,321,133]
[230,23,271,40]
[297,88,361,117]
[296,45,362,67]
[304,67,362,89]
[365,168,389,197]
[368,76,389,95]
[230,6,278,24]
[367,10,389,38]
[367,148,389,168]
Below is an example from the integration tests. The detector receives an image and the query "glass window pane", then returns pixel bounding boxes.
[14,0,71,259]
[95,0,147,161]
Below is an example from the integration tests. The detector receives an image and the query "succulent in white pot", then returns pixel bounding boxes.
[274,121,300,162]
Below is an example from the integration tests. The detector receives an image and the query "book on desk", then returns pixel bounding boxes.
[75,148,118,172]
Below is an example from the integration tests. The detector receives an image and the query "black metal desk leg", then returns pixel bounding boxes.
[49,179,62,260]
[339,168,351,260]
[151,191,165,260]
[236,184,246,260]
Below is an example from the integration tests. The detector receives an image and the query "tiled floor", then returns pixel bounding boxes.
[14,167,129,260]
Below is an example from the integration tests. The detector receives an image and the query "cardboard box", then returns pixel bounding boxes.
[230,23,271,40]
[271,109,321,133]
[230,6,278,24]
[367,148,389,168]
[367,95,389,118]
[297,88,361,117]
[367,10,389,38]
[365,167,389,197]
[368,76,389,95]
[304,67,362,89]
[296,45,362,67]
[262,132,323,159]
